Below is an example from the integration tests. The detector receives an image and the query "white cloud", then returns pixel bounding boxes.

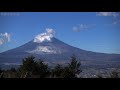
[73,24,95,32]
[33,28,55,43]
[0,32,11,45]
[73,26,80,32]
[0,12,20,16]
[96,12,120,25]
[96,12,119,17]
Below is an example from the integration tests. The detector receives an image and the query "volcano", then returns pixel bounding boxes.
[0,37,120,66]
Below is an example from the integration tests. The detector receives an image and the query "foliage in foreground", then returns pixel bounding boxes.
[0,55,82,78]
[51,55,82,78]
[0,55,120,78]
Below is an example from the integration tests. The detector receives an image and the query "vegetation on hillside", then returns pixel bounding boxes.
[0,55,120,78]
[0,55,82,78]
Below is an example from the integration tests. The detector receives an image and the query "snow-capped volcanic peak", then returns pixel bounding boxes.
[33,28,55,43]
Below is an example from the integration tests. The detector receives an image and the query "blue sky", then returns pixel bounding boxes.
[0,12,120,54]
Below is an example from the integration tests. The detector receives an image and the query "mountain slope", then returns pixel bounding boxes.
[0,37,120,66]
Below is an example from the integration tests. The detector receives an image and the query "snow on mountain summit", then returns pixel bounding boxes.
[33,28,55,43]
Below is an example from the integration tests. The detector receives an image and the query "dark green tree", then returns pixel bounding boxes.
[0,72,4,78]
[0,68,2,73]
[110,70,119,78]
[63,55,82,78]
[17,55,49,78]
[33,60,49,78]
[52,55,82,78]
[17,55,36,77]
[51,64,64,78]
